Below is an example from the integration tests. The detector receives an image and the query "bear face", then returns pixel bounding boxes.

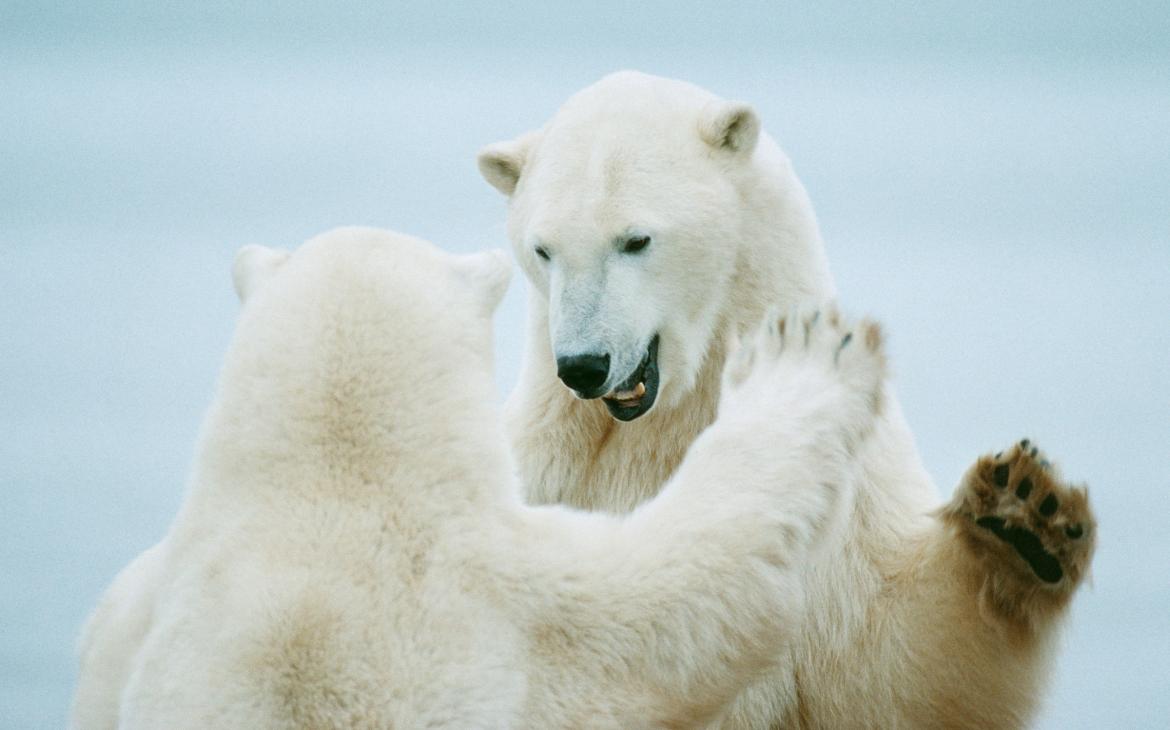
[479,71,761,420]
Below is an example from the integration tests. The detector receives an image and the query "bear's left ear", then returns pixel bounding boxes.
[453,249,513,314]
[232,245,290,302]
[698,100,760,157]
[477,130,540,196]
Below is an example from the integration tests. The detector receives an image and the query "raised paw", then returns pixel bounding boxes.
[720,304,886,439]
[944,440,1096,615]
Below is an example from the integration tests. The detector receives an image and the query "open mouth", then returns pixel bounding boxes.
[601,335,660,422]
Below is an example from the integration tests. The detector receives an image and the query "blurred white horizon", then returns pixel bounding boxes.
[2,4,1168,728]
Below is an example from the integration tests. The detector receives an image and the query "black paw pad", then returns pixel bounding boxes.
[1016,477,1034,500]
[1065,523,1084,539]
[976,516,1063,584]
[993,464,1010,488]
[976,516,1006,531]
[1038,493,1059,517]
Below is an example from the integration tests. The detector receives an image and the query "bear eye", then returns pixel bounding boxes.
[622,235,651,254]
[534,246,550,261]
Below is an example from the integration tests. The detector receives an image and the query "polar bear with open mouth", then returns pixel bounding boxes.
[479,71,1096,728]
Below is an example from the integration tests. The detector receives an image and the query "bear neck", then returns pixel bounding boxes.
[189,336,515,514]
[507,133,838,512]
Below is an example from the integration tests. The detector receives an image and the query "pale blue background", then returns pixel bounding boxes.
[2,3,1168,727]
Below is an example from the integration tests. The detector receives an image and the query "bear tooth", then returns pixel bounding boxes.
[612,382,646,401]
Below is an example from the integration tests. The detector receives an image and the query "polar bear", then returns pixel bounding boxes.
[72,226,891,729]
[478,71,1097,728]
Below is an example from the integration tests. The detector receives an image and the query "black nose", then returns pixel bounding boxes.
[556,352,610,396]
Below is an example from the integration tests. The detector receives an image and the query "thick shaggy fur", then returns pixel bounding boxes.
[479,71,1096,728]
[71,227,890,729]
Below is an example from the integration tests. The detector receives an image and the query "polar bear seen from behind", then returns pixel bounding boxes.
[72,226,890,729]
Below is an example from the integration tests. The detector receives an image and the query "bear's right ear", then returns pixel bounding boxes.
[232,245,290,302]
[477,130,540,196]
[698,100,760,157]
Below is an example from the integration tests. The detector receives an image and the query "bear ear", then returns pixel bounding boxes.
[477,131,540,196]
[698,100,760,157]
[453,249,513,314]
[232,245,290,302]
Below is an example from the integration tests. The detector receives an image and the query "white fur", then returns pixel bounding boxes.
[481,71,1079,728]
[72,227,885,729]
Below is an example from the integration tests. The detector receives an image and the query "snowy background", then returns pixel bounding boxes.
[2,3,1168,727]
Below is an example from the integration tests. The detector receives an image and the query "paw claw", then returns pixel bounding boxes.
[834,331,853,365]
[720,304,887,432]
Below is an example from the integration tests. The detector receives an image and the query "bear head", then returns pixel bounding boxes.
[478,70,761,421]
[210,227,512,475]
